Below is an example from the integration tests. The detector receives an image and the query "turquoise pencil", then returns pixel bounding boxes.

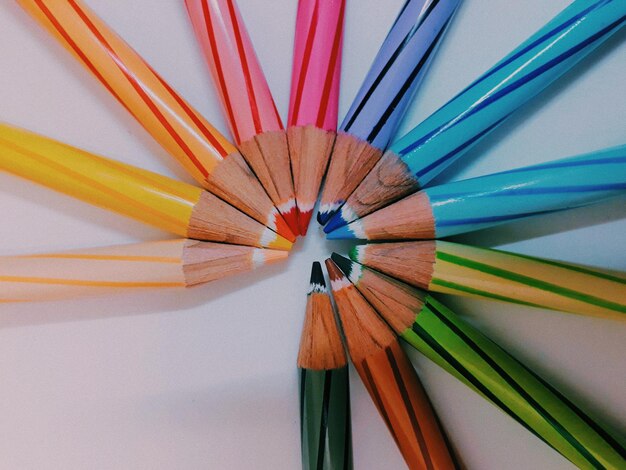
[324,0,626,232]
[327,144,626,240]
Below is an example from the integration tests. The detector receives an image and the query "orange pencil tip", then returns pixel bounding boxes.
[273,211,297,243]
[279,202,300,238]
[260,249,289,264]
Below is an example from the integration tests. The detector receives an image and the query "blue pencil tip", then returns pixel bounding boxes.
[325,223,356,240]
[316,210,335,226]
[323,213,348,234]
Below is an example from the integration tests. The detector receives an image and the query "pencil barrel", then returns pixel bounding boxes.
[299,367,353,470]
[340,0,460,150]
[185,0,283,143]
[432,241,626,320]
[0,124,198,237]
[17,0,236,184]
[0,240,186,302]
[186,0,298,234]
[404,295,626,469]
[427,144,626,237]
[354,341,458,470]
[392,0,626,185]
[288,0,345,131]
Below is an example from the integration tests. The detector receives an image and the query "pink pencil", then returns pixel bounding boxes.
[288,0,346,235]
[186,0,298,234]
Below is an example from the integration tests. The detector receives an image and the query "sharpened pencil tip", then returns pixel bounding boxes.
[309,261,326,290]
[324,258,344,282]
[325,223,357,240]
[298,209,313,236]
[272,210,297,243]
[317,210,335,226]
[348,245,362,262]
[325,259,353,292]
[279,201,300,238]
[262,249,289,265]
[331,253,353,278]
[252,249,288,267]
[323,212,349,233]
[266,232,293,251]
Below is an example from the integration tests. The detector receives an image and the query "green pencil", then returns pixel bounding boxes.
[331,253,626,469]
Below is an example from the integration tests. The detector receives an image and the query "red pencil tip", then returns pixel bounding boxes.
[298,209,313,236]
[280,203,300,238]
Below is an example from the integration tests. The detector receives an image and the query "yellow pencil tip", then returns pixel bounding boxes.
[267,233,293,251]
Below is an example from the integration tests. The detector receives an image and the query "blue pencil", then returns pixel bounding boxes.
[327,144,626,240]
[324,0,626,233]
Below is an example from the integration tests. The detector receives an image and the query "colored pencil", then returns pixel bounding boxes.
[328,144,626,240]
[288,0,346,235]
[325,258,458,470]
[331,253,626,469]
[185,0,298,235]
[0,124,292,251]
[18,0,294,241]
[317,0,461,225]
[350,241,626,320]
[298,262,353,470]
[0,239,287,302]
[324,0,626,233]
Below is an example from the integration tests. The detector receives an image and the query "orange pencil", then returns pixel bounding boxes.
[325,258,458,469]
[17,0,294,242]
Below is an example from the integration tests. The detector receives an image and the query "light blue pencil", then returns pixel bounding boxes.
[327,144,626,240]
[324,0,626,233]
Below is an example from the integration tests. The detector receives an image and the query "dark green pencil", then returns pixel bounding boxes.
[298,262,353,470]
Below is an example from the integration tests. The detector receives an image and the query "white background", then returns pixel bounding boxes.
[0,1,624,469]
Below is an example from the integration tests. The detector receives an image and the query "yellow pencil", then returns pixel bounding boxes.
[0,123,292,250]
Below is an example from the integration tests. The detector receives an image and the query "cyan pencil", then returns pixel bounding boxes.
[325,0,626,232]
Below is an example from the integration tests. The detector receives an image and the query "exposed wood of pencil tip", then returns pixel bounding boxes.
[319,132,383,208]
[287,125,335,212]
[297,286,347,371]
[237,130,296,210]
[362,190,435,240]
[346,149,420,218]
[359,242,436,290]
[355,263,427,335]
[205,149,292,238]
[325,259,395,363]
[181,240,286,286]
[327,259,457,470]
[188,190,268,247]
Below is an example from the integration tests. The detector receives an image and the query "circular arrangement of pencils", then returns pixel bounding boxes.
[2,0,625,468]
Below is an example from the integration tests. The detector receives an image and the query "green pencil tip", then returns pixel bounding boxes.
[309,261,326,288]
[348,245,360,262]
[331,252,353,278]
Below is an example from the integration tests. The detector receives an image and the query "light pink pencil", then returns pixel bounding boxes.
[186,0,298,234]
[288,0,346,235]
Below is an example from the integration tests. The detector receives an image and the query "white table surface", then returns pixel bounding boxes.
[0,1,624,469]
